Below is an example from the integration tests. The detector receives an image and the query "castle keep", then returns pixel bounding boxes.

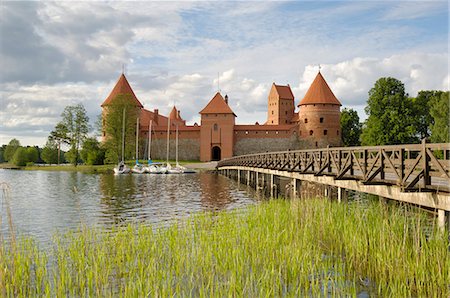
[101,72,342,161]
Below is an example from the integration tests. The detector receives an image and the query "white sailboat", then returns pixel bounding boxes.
[114,108,130,174]
[132,117,146,174]
[144,120,165,174]
[167,124,183,174]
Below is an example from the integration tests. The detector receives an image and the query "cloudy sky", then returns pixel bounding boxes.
[1,1,448,146]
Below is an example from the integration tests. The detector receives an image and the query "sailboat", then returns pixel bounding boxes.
[114,108,130,174]
[167,124,196,174]
[144,120,164,174]
[132,117,146,174]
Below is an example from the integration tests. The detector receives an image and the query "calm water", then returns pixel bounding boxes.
[0,170,259,244]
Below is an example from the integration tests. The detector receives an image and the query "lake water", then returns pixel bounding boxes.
[0,170,260,245]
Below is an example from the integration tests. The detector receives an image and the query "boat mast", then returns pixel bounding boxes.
[175,124,179,166]
[121,108,126,163]
[166,115,170,165]
[135,117,139,164]
[148,120,152,163]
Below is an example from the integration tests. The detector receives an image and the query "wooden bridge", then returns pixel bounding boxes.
[217,141,450,230]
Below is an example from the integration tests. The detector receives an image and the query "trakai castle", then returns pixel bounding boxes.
[101,72,342,162]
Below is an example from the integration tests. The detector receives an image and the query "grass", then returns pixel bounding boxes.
[1,198,449,296]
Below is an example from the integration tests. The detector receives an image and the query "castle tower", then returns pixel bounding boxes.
[267,83,295,125]
[298,72,341,147]
[100,73,144,140]
[199,92,236,161]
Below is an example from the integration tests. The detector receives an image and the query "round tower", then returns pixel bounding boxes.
[298,72,341,148]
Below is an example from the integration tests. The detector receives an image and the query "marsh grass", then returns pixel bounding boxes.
[1,198,449,296]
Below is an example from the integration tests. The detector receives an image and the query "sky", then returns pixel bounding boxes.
[0,0,448,147]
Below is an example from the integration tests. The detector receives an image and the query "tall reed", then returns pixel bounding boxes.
[1,198,448,296]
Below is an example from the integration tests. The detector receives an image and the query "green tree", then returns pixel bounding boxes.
[410,91,443,140]
[49,122,69,165]
[26,146,39,163]
[12,147,28,166]
[340,108,362,146]
[429,91,449,143]
[102,95,139,163]
[41,140,60,164]
[80,137,105,165]
[4,138,21,162]
[57,104,90,166]
[0,145,5,163]
[361,77,418,145]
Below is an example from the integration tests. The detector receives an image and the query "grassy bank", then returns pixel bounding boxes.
[1,199,448,296]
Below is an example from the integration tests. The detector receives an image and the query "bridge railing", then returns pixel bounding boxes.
[217,142,450,192]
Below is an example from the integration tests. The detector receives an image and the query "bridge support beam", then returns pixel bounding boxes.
[247,171,250,186]
[237,170,240,184]
[338,187,344,203]
[438,209,445,231]
[292,178,297,199]
[256,172,259,190]
[270,174,274,198]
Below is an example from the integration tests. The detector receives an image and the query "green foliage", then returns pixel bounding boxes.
[26,147,39,163]
[12,147,28,166]
[102,95,139,162]
[55,104,90,166]
[361,77,418,145]
[104,148,119,164]
[340,108,362,146]
[41,140,60,164]
[80,137,105,165]
[429,91,449,143]
[0,145,5,163]
[410,91,442,140]
[4,138,21,162]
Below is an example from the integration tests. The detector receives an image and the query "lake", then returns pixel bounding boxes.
[0,169,260,245]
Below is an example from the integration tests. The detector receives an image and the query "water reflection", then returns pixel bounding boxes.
[0,170,258,244]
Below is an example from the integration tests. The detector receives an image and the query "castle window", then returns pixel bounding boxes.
[315,142,318,147]
[285,120,287,123]
[320,117,324,123]
[276,131,279,134]
[305,118,308,123]
[214,124,218,131]
[285,111,287,115]
[309,130,313,136]
[245,131,248,134]
[266,131,268,134]
[215,114,217,116]
[337,130,340,136]
[271,120,273,124]
[324,130,328,135]
[255,131,258,134]
[272,110,274,115]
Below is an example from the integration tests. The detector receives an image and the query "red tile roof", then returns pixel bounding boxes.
[273,83,294,99]
[169,106,180,119]
[298,72,341,106]
[101,74,144,108]
[199,92,236,115]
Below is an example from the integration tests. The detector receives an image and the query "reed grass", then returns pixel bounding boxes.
[1,198,448,296]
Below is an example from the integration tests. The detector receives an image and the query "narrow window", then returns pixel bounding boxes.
[337,130,340,136]
[320,117,324,123]
[266,131,268,134]
[309,130,313,136]
[324,130,328,135]
[272,110,274,115]
[213,123,218,131]
[285,120,287,123]
[285,111,287,115]
[271,120,273,124]
[245,131,249,134]
[305,118,308,123]
[315,142,318,147]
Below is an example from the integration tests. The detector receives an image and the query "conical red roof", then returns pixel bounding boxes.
[298,72,341,106]
[101,74,143,108]
[199,92,236,115]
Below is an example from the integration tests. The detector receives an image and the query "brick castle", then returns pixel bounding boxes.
[101,71,342,161]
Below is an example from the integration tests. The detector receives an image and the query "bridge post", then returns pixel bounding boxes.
[270,174,274,198]
[338,187,344,203]
[437,209,445,231]
[237,170,240,184]
[324,187,329,198]
[247,170,250,186]
[256,172,259,190]
[292,178,297,199]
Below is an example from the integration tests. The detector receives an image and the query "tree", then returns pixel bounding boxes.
[41,140,60,164]
[26,146,39,163]
[340,108,362,146]
[0,145,6,163]
[361,77,418,146]
[102,95,139,163]
[429,91,449,143]
[12,147,27,166]
[56,104,90,166]
[49,122,69,165]
[4,138,21,162]
[410,91,443,140]
[80,137,105,165]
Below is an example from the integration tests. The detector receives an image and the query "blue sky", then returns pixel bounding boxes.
[0,1,448,146]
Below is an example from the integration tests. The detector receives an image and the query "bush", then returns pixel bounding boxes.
[12,147,28,166]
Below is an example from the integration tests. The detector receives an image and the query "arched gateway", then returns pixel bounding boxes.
[211,146,221,161]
